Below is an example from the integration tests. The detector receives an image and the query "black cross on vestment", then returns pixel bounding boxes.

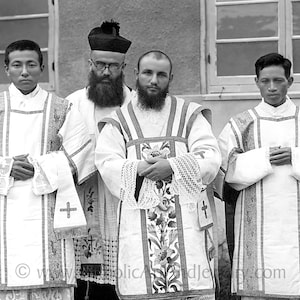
[60,201,77,218]
[88,235,96,248]
[202,200,208,219]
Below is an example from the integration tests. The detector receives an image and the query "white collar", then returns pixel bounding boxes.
[9,83,41,99]
[258,96,295,117]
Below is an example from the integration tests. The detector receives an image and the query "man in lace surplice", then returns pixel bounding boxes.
[66,20,132,300]
[95,50,221,300]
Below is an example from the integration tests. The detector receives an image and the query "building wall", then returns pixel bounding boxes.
[58,0,201,97]
[57,1,298,136]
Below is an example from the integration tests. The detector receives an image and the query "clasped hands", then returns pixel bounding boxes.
[269,146,291,166]
[137,156,173,182]
[10,154,34,180]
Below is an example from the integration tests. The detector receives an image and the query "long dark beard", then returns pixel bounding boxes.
[136,79,168,111]
[87,71,124,107]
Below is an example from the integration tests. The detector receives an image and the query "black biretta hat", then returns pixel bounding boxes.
[88,20,131,53]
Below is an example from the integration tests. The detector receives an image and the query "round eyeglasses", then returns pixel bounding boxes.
[90,59,124,72]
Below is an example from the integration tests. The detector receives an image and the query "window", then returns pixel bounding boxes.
[0,0,57,91]
[204,0,300,97]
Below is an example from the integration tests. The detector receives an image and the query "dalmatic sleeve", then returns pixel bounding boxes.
[218,122,273,191]
[29,101,95,186]
[28,100,94,191]
[29,152,87,238]
[95,123,137,204]
[168,112,221,204]
[96,123,164,209]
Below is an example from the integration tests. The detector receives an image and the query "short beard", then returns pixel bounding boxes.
[87,71,124,107]
[136,79,168,111]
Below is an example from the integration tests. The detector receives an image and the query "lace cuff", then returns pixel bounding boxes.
[120,161,161,209]
[0,157,14,196]
[120,160,139,208]
[138,178,160,209]
[169,153,204,204]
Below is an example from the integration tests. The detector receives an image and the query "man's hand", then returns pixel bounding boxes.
[10,154,34,180]
[269,147,291,166]
[137,160,152,176]
[140,156,173,181]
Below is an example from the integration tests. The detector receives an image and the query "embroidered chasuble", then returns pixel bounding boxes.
[218,97,300,298]
[96,95,221,299]
[0,84,93,299]
[67,86,131,285]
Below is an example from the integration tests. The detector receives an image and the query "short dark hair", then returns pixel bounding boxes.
[4,40,43,66]
[255,53,292,79]
[137,50,173,75]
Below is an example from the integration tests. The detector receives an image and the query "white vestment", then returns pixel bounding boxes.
[0,84,93,299]
[95,94,221,299]
[67,86,131,284]
[218,97,300,298]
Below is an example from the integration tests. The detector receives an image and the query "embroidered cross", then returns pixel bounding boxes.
[60,202,77,218]
[202,201,208,219]
[88,235,95,249]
